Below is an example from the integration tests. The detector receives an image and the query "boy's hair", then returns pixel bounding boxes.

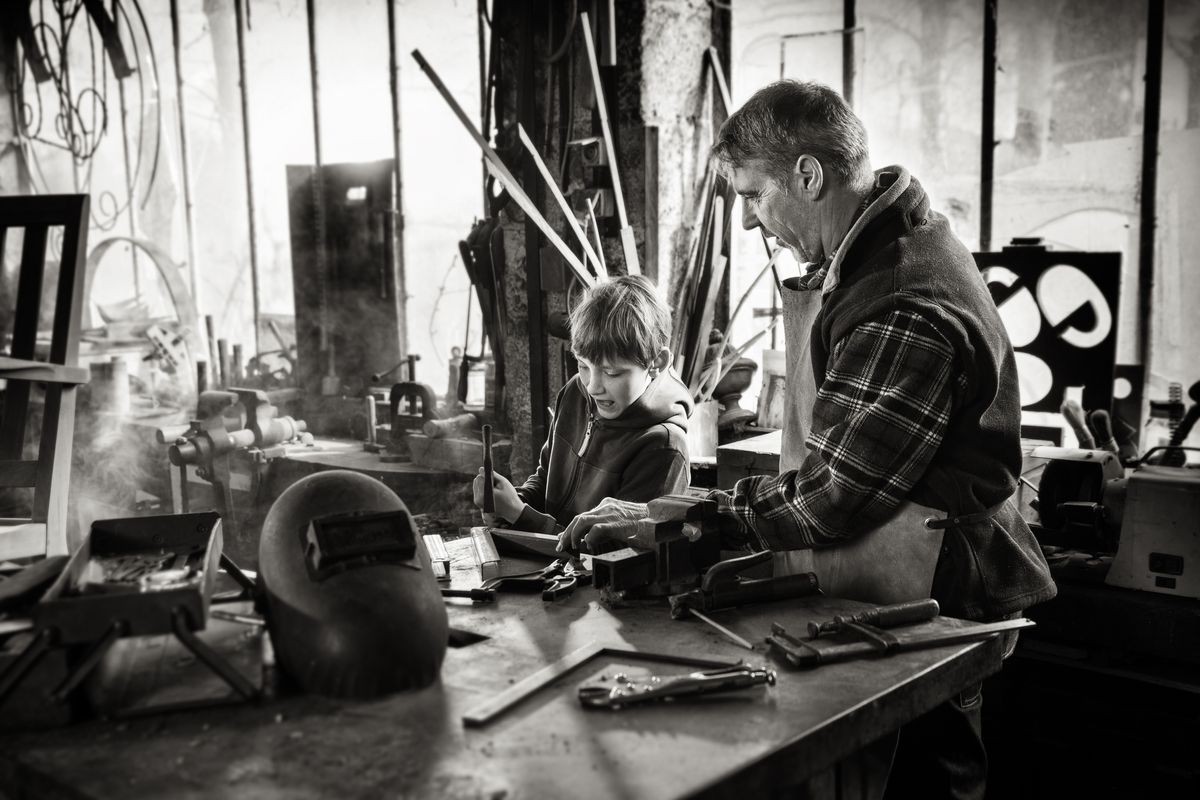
[570,275,672,368]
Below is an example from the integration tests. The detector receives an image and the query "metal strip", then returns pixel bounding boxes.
[233,0,263,355]
[1138,0,1164,375]
[980,0,997,251]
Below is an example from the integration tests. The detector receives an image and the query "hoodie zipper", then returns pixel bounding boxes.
[577,412,596,458]
[554,412,595,520]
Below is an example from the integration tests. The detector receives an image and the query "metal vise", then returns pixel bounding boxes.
[590,495,722,600]
[157,388,310,536]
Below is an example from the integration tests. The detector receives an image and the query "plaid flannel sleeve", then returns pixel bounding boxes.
[711,309,959,550]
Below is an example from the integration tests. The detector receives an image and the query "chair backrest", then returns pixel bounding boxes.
[0,194,90,559]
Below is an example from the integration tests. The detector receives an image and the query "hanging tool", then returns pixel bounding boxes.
[412,50,593,286]
[669,549,821,619]
[578,664,775,710]
[806,598,941,639]
[579,11,638,275]
[516,123,605,279]
[766,617,1034,668]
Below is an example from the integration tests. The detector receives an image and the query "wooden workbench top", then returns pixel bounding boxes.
[0,538,1005,799]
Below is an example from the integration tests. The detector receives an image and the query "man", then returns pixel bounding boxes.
[560,80,1056,799]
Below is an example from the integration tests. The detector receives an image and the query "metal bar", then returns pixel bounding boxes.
[518,0,548,458]
[233,0,262,356]
[50,621,125,702]
[169,0,200,300]
[1138,0,1164,376]
[478,0,490,215]
[482,423,495,513]
[172,608,259,700]
[411,51,593,285]
[980,0,997,251]
[842,0,856,108]
[516,123,604,276]
[113,19,142,302]
[579,11,639,275]
[707,46,733,115]
[0,628,54,704]
[688,608,755,650]
[305,0,330,355]
[386,0,409,361]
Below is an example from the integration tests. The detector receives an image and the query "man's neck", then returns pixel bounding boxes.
[820,181,874,262]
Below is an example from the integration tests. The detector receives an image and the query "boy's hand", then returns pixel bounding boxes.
[557,498,650,554]
[473,468,524,524]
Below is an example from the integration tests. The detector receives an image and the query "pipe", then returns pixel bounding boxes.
[233,0,263,356]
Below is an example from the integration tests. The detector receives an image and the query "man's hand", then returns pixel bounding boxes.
[557,498,651,554]
[473,468,524,524]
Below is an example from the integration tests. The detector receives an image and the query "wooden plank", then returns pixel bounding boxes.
[0,223,47,460]
[0,357,89,385]
[411,50,593,287]
[515,123,605,279]
[0,460,38,488]
[0,522,47,562]
[579,11,639,275]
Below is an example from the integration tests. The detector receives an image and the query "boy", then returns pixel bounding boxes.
[473,275,692,533]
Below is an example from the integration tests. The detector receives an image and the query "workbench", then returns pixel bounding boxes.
[0,538,1010,799]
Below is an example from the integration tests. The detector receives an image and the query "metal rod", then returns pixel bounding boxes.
[579,11,639,275]
[980,0,997,251]
[516,123,604,276]
[233,0,263,356]
[477,0,490,215]
[172,608,259,700]
[482,423,494,513]
[113,16,142,302]
[305,0,330,355]
[411,50,593,284]
[169,0,200,300]
[842,0,856,108]
[386,0,409,360]
[1138,0,1164,378]
[50,621,125,702]
[688,608,754,650]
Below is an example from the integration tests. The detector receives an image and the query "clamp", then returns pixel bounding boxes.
[578,664,776,710]
[668,550,821,619]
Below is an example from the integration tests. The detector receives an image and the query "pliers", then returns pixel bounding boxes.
[480,558,591,601]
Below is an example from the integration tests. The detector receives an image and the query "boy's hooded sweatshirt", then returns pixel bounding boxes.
[514,370,692,534]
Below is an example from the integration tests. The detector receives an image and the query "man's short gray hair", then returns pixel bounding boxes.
[711,80,872,190]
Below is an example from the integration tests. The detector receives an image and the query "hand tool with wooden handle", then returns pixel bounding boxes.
[481,424,495,513]
[807,598,941,639]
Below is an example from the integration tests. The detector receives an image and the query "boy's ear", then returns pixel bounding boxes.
[649,347,672,375]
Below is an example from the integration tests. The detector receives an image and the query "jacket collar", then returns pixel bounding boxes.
[822,166,913,296]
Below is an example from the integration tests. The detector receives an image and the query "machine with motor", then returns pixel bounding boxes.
[1030,444,1200,599]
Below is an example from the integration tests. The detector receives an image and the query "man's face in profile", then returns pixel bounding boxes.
[731,159,823,266]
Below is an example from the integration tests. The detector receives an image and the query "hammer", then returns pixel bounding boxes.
[482,424,495,513]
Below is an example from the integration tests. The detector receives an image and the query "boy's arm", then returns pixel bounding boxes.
[613,444,690,504]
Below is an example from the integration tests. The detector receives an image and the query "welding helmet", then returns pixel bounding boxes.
[258,470,448,698]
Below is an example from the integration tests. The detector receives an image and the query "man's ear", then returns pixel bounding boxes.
[649,347,672,375]
[793,154,824,198]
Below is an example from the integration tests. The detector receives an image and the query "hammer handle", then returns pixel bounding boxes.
[482,424,495,513]
[840,598,940,630]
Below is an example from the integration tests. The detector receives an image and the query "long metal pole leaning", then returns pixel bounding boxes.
[578,11,639,276]
[516,123,606,279]
[411,50,593,287]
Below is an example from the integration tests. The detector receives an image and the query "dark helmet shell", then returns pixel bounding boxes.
[259,470,448,698]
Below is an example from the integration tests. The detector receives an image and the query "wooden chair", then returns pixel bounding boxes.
[0,195,90,560]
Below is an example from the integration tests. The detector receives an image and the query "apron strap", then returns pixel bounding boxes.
[923,500,1007,530]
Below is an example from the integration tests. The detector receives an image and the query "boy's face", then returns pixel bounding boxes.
[575,355,654,420]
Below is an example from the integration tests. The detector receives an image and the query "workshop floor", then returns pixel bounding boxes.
[983,653,1200,798]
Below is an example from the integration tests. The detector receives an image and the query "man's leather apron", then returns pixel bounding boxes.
[772,278,945,604]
